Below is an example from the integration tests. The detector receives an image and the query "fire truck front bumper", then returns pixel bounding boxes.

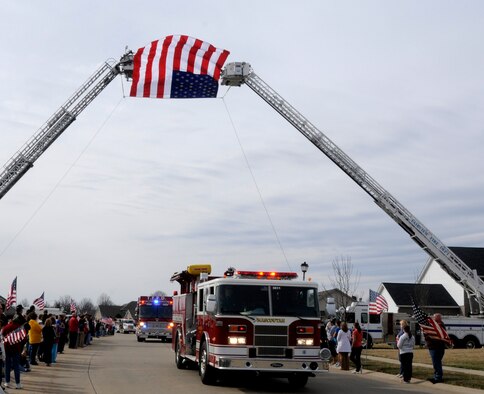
[214,357,329,373]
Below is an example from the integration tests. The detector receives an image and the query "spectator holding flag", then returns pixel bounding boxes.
[425,313,447,384]
[413,303,451,384]
[1,316,25,389]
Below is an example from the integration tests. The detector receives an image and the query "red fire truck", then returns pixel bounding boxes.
[170,265,330,387]
[135,296,174,342]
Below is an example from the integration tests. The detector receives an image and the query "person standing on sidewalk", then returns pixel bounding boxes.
[68,313,79,349]
[397,325,415,383]
[336,322,352,371]
[1,317,24,390]
[28,312,42,365]
[396,320,409,378]
[426,313,447,384]
[350,322,363,374]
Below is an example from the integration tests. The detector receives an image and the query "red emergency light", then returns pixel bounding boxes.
[234,270,298,280]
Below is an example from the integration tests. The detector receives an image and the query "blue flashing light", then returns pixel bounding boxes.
[153,298,160,305]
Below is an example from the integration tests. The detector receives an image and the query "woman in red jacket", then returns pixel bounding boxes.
[350,322,363,374]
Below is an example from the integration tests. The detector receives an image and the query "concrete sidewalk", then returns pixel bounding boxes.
[364,354,484,377]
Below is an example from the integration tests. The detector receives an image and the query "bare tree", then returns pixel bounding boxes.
[53,295,73,314]
[151,290,167,297]
[78,298,95,314]
[325,256,361,317]
[97,293,114,306]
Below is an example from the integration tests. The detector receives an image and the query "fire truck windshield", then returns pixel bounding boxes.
[218,285,318,317]
[138,304,172,319]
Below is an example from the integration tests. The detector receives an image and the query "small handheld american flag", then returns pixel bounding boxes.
[3,326,27,346]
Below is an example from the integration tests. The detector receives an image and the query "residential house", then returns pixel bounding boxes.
[417,246,484,315]
[318,288,356,317]
[377,282,461,316]
[95,305,123,321]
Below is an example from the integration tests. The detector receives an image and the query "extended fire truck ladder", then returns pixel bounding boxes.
[0,52,134,200]
[221,62,484,315]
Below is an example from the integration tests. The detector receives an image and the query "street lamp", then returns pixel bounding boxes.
[300,261,309,281]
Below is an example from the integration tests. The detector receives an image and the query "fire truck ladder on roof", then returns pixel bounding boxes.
[221,62,484,315]
[0,52,133,201]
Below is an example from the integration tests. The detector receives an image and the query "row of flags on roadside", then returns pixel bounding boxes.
[3,276,76,313]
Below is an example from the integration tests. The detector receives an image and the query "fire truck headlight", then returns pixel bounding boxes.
[168,322,174,329]
[139,322,146,328]
[228,336,246,345]
[297,338,314,346]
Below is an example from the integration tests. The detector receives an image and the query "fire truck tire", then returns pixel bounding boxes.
[288,374,309,388]
[199,341,217,385]
[175,335,185,369]
[137,336,145,342]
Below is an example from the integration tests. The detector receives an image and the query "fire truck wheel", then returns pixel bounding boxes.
[199,341,217,385]
[175,336,185,369]
[288,374,309,388]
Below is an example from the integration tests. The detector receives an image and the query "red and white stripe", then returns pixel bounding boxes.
[4,327,26,345]
[130,35,230,98]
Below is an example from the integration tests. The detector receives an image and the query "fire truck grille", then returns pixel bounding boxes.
[257,347,286,357]
[254,325,288,347]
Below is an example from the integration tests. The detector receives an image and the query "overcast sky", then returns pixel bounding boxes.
[1,1,484,306]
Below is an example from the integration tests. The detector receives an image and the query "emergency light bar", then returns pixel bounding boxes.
[234,270,298,280]
[138,296,173,306]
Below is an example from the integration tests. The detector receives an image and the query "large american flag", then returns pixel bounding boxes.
[369,289,388,315]
[129,35,230,99]
[33,292,45,310]
[70,300,77,313]
[5,277,17,310]
[412,303,452,345]
[3,326,27,345]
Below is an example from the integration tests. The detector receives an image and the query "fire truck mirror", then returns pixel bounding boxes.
[206,294,217,314]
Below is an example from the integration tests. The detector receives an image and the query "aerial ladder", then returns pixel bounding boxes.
[221,62,484,315]
[1,50,482,315]
[0,52,134,200]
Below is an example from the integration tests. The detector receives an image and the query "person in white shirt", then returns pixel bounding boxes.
[336,322,352,370]
[397,325,415,383]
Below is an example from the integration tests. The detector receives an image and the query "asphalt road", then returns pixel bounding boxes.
[9,334,482,394]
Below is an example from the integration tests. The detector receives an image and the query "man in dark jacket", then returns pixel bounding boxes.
[426,313,446,384]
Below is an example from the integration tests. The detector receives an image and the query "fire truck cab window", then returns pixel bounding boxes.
[219,285,269,316]
[361,312,368,324]
[271,287,319,317]
[138,304,172,319]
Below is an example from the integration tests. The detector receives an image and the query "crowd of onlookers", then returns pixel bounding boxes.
[0,303,114,390]
[321,318,364,374]
[321,313,448,385]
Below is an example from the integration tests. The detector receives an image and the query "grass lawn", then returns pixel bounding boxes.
[362,359,484,390]
[364,347,484,371]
